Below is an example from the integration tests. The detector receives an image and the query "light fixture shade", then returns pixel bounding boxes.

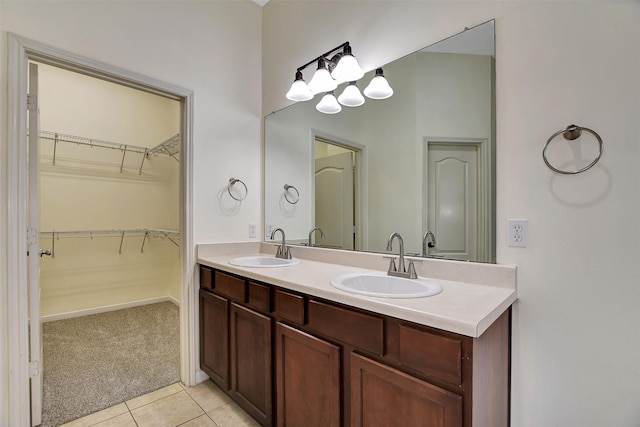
[364,68,394,99]
[316,92,342,114]
[308,59,338,94]
[286,71,313,102]
[338,82,365,107]
[331,46,364,83]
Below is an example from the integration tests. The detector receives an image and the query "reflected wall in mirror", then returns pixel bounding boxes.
[264,20,496,263]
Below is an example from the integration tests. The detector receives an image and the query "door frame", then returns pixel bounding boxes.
[423,136,494,263]
[5,33,195,426]
[310,130,367,251]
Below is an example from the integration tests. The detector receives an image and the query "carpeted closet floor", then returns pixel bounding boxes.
[41,301,180,427]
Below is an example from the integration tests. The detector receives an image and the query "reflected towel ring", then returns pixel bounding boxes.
[543,125,603,175]
[283,184,299,204]
[227,178,248,201]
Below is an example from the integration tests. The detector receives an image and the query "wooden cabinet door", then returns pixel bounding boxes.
[231,303,272,426]
[351,353,462,427]
[200,290,229,390]
[275,322,341,427]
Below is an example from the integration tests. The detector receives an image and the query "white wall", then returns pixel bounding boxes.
[263,1,640,426]
[0,0,262,423]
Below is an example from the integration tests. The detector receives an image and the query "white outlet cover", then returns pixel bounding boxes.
[508,219,528,247]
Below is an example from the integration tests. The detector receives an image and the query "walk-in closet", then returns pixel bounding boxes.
[33,62,182,426]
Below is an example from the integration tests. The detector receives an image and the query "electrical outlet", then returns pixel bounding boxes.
[508,219,528,247]
[265,223,274,239]
[249,223,257,238]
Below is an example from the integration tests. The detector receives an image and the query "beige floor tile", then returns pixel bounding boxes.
[126,382,183,410]
[59,403,129,427]
[131,390,204,427]
[208,401,260,427]
[92,412,137,427]
[185,380,231,412]
[179,414,217,426]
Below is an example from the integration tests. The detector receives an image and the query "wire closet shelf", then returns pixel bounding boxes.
[35,129,180,174]
[39,228,180,257]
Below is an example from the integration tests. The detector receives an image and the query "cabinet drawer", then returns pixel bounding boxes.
[247,281,271,313]
[214,271,246,302]
[200,265,213,291]
[273,289,305,325]
[398,324,462,386]
[308,299,384,356]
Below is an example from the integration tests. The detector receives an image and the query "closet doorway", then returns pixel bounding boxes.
[31,61,182,426]
[4,32,195,427]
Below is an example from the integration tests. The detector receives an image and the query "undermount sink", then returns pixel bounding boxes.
[330,272,442,298]
[229,256,300,268]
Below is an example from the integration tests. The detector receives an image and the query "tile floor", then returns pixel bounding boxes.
[59,381,260,427]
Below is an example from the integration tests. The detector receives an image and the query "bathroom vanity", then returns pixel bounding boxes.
[197,243,516,427]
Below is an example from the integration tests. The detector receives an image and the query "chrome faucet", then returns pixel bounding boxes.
[270,228,292,259]
[422,231,436,257]
[386,232,417,279]
[308,227,325,247]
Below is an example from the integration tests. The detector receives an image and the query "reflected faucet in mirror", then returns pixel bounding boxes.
[422,231,436,257]
[270,228,292,259]
[386,232,418,279]
[308,227,325,247]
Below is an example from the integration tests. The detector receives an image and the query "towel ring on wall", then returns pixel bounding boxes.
[543,124,603,175]
[283,184,300,204]
[227,178,248,201]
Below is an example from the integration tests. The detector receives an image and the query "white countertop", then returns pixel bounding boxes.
[197,243,517,338]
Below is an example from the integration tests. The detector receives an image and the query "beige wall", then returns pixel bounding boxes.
[263,1,640,426]
[37,63,181,317]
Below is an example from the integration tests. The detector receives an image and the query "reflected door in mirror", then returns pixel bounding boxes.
[427,142,481,261]
[315,151,354,249]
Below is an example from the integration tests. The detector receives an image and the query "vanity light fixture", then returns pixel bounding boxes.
[307,58,338,94]
[331,44,365,83]
[285,41,393,113]
[316,91,342,114]
[285,70,314,102]
[337,81,365,107]
[363,68,394,99]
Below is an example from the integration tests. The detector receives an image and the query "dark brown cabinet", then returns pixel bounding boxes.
[199,289,229,390]
[230,303,272,426]
[274,322,341,427]
[199,264,510,427]
[351,352,462,427]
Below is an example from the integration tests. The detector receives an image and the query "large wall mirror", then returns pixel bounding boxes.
[264,20,495,263]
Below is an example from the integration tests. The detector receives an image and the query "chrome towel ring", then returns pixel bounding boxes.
[227,178,248,201]
[284,184,299,204]
[543,124,603,175]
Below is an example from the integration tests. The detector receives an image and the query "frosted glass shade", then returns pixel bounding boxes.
[331,54,364,83]
[308,59,338,94]
[316,92,342,114]
[364,68,394,100]
[338,82,365,107]
[286,72,313,102]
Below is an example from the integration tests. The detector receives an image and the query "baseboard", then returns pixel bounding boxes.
[195,369,210,385]
[41,296,181,323]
